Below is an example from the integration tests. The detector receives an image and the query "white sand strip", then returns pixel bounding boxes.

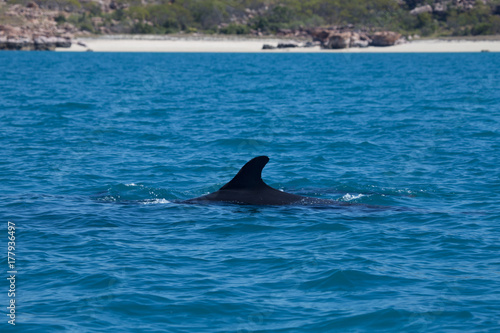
[57,37,500,53]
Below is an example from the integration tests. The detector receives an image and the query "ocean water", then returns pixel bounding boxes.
[0,52,499,332]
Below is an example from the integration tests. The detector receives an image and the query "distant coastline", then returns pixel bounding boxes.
[56,35,500,53]
[3,0,500,52]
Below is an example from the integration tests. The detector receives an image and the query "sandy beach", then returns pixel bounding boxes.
[57,35,500,53]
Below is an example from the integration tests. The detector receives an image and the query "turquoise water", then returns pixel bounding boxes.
[1,52,499,332]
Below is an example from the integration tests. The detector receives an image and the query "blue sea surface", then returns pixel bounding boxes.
[0,52,499,332]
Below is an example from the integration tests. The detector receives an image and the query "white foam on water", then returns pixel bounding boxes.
[341,193,365,201]
[141,199,171,204]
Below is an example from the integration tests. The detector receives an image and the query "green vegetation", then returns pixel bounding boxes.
[8,0,81,11]
[445,2,500,36]
[220,23,250,34]
[7,0,500,36]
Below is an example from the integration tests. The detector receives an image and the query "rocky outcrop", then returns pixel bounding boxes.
[263,27,403,51]
[369,31,402,47]
[408,0,478,13]
[324,32,351,49]
[0,34,71,50]
[277,42,298,48]
[350,32,371,48]
[452,0,479,11]
[0,24,72,50]
[0,4,73,51]
[262,41,321,50]
[410,5,433,15]
[310,28,402,49]
[433,3,448,14]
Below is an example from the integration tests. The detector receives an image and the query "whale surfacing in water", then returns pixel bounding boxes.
[184,156,344,206]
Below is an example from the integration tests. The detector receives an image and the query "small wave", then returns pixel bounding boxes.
[300,269,419,292]
[95,195,117,203]
[341,193,366,201]
[140,199,171,205]
[307,308,473,331]
[92,183,178,204]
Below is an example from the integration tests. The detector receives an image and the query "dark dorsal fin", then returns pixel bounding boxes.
[219,156,269,190]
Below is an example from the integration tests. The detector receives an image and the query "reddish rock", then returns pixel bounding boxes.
[309,28,331,44]
[410,5,432,15]
[1,24,72,50]
[349,32,370,48]
[369,31,401,47]
[325,32,351,49]
[26,2,39,9]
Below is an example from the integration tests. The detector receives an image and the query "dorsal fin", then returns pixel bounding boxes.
[219,156,269,190]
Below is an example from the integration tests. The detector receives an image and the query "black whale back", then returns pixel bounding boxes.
[184,155,340,206]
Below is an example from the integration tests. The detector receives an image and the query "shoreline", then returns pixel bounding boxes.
[56,35,500,53]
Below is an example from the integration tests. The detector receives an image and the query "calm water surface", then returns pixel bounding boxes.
[0,52,499,332]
